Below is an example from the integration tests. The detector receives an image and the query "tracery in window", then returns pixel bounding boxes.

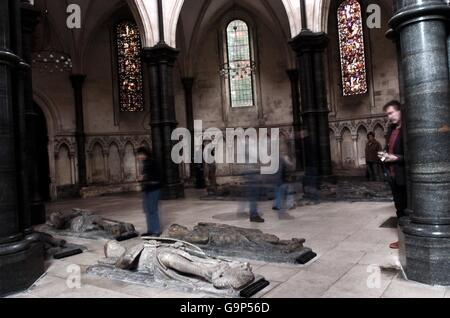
[338,0,368,96]
[224,20,255,107]
[116,21,144,112]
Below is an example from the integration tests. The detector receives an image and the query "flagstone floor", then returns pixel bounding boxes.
[7,189,450,298]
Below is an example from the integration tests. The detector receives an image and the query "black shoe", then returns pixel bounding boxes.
[141,232,161,237]
[272,207,281,211]
[250,215,265,223]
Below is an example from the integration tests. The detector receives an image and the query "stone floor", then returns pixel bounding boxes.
[7,189,450,298]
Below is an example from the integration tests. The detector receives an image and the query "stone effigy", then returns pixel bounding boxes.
[164,223,316,264]
[25,231,85,259]
[88,237,269,297]
[38,209,138,240]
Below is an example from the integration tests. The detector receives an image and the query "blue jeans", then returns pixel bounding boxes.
[274,183,288,213]
[248,174,259,217]
[143,190,161,234]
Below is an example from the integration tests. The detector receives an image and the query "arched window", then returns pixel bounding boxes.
[337,0,368,96]
[115,21,144,112]
[224,20,255,108]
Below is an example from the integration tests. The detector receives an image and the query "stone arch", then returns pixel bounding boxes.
[338,124,354,139]
[341,127,355,168]
[87,138,108,154]
[139,138,151,150]
[33,90,63,200]
[108,142,122,184]
[126,0,154,47]
[55,144,73,186]
[356,125,368,167]
[81,1,149,74]
[90,142,107,184]
[122,137,140,151]
[371,119,388,132]
[55,139,76,156]
[33,89,62,138]
[373,123,387,149]
[123,142,138,182]
[329,128,340,168]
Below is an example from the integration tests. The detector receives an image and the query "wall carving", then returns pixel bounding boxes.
[329,115,389,169]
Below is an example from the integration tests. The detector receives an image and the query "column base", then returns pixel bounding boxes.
[402,219,450,286]
[0,240,45,297]
[161,182,185,200]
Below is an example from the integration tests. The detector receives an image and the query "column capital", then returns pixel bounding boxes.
[289,30,329,54]
[142,43,179,65]
[389,1,450,31]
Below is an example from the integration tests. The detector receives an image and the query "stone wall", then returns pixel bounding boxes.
[325,1,399,170]
[329,115,389,169]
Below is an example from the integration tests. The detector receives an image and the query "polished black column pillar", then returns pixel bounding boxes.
[386,28,413,220]
[0,0,44,297]
[390,0,450,285]
[446,0,450,74]
[182,77,205,188]
[21,2,45,226]
[142,44,184,199]
[70,74,87,188]
[290,31,333,193]
[287,69,304,171]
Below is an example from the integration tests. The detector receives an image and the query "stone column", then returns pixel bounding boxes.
[103,150,109,183]
[446,0,450,74]
[386,28,413,215]
[70,74,87,188]
[0,0,44,297]
[142,44,184,199]
[119,149,125,182]
[352,135,359,168]
[21,2,45,226]
[390,0,450,286]
[290,31,334,194]
[287,69,304,171]
[313,49,333,177]
[182,77,205,188]
[336,136,343,169]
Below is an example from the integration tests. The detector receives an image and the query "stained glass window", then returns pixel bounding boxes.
[225,20,255,107]
[116,21,144,112]
[338,0,368,96]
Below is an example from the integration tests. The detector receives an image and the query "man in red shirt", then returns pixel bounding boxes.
[379,100,407,249]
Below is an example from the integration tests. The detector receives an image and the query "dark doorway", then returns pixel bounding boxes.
[34,102,51,201]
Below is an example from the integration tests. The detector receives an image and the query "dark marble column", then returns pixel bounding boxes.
[287,69,304,171]
[70,74,87,188]
[21,3,45,226]
[0,0,44,297]
[142,44,184,199]
[290,31,333,192]
[390,0,450,286]
[182,77,205,188]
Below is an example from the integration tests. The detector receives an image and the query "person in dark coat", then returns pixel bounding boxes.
[379,100,407,249]
[137,147,162,237]
[365,132,382,181]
